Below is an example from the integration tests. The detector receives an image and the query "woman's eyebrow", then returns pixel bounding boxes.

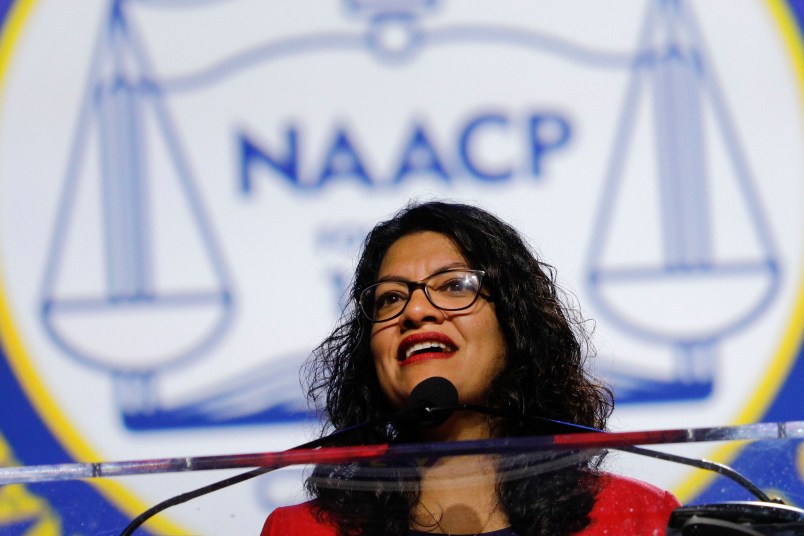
[375,261,470,282]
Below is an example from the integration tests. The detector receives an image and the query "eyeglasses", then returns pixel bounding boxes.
[358,269,487,322]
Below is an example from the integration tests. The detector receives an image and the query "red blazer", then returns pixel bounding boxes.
[260,473,680,535]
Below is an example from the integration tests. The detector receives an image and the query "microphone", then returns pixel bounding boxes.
[400,376,459,428]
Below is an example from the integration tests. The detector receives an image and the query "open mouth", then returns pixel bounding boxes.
[398,333,457,363]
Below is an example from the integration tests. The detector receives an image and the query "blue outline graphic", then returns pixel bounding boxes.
[38,1,236,429]
[585,0,781,403]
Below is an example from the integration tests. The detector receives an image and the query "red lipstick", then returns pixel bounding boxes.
[397,332,457,367]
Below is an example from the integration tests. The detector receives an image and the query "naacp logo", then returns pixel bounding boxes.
[0,0,802,534]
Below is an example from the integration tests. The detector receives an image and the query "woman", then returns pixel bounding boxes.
[261,201,679,535]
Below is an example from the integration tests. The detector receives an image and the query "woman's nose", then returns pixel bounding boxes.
[401,288,443,326]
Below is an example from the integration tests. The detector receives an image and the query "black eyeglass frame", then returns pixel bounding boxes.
[358,269,488,323]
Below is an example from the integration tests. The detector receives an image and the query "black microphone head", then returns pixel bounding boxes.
[403,376,459,428]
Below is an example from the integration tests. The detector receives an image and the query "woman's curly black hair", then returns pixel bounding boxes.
[304,201,614,536]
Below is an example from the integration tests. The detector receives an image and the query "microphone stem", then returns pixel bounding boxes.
[444,404,774,503]
[118,419,376,536]
[621,446,772,503]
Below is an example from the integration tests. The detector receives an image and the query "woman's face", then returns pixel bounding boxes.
[369,231,506,410]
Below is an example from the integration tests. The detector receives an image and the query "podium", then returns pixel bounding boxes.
[1,421,803,535]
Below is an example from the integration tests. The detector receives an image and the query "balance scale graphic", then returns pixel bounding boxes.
[585,0,780,403]
[37,0,780,431]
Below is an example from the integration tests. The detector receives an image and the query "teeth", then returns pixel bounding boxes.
[405,341,450,360]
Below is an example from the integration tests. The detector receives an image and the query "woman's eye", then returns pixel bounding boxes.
[439,278,474,293]
[446,280,464,292]
[375,290,406,309]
